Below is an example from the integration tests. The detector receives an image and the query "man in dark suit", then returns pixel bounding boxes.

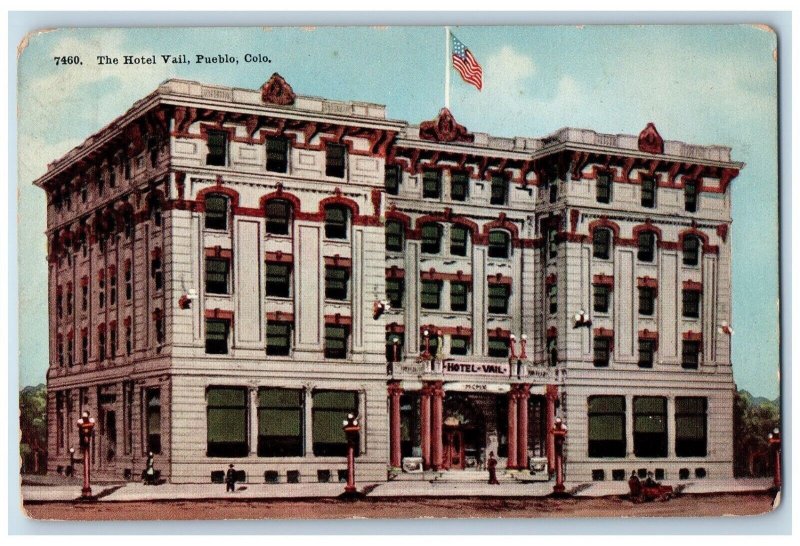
[225,464,237,492]
[487,452,500,485]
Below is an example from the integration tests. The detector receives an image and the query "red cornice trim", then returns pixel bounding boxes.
[420,269,472,282]
[637,276,658,289]
[683,331,703,342]
[205,246,233,259]
[683,280,703,292]
[205,308,234,321]
[324,255,352,268]
[265,251,293,264]
[487,273,512,285]
[266,311,294,323]
[385,266,405,279]
[324,314,352,326]
[592,274,614,287]
[593,327,614,338]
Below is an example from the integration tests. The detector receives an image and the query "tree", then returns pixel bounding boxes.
[20,384,48,474]
[733,389,780,477]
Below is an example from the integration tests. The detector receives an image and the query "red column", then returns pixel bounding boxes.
[431,381,444,471]
[517,384,531,470]
[421,384,431,470]
[388,381,403,468]
[545,384,558,474]
[507,386,518,469]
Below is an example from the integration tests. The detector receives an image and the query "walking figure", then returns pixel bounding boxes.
[487,451,500,485]
[628,471,641,501]
[225,464,237,492]
[143,451,156,485]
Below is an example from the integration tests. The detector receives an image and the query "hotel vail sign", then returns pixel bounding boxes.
[444,361,511,376]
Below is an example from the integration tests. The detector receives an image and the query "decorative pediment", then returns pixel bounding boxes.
[638,122,664,154]
[261,73,296,106]
[419,108,474,143]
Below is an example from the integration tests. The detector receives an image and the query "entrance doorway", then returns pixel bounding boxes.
[442,394,486,470]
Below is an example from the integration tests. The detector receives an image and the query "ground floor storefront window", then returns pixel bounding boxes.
[675,397,707,457]
[258,388,304,457]
[312,390,359,456]
[207,387,248,457]
[633,396,668,457]
[588,396,626,457]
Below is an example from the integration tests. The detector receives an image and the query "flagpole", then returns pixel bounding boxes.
[444,26,450,110]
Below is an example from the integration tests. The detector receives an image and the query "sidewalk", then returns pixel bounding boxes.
[21,477,774,503]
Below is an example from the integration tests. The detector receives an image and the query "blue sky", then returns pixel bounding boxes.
[16,25,779,397]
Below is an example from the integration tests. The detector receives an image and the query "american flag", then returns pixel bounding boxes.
[451,33,483,91]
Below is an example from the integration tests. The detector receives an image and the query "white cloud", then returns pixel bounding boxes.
[483,45,536,92]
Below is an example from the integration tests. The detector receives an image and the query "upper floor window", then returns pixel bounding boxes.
[324,326,350,359]
[206,130,228,167]
[637,231,656,262]
[151,257,163,291]
[549,181,558,203]
[683,236,700,266]
[593,228,612,260]
[593,335,611,367]
[385,220,404,252]
[265,200,292,235]
[266,323,292,356]
[265,263,292,298]
[266,137,289,173]
[682,340,701,369]
[450,171,469,201]
[548,283,558,315]
[488,230,511,259]
[204,194,229,231]
[684,180,698,213]
[682,288,701,318]
[205,319,230,355]
[450,335,470,356]
[639,286,656,316]
[596,173,612,203]
[641,176,657,208]
[325,143,346,178]
[638,339,655,368]
[450,225,469,256]
[421,223,443,254]
[385,165,401,195]
[422,169,442,199]
[386,333,404,362]
[547,228,558,259]
[324,205,349,239]
[420,280,442,310]
[487,335,509,358]
[325,266,350,300]
[123,210,134,239]
[205,257,230,294]
[450,282,470,312]
[594,285,610,313]
[385,278,404,309]
[490,175,508,205]
[487,284,510,314]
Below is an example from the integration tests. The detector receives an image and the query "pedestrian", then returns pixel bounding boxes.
[144,451,156,485]
[644,471,658,488]
[225,464,237,493]
[487,451,499,485]
[628,471,641,500]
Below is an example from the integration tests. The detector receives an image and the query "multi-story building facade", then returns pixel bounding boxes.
[37,74,742,486]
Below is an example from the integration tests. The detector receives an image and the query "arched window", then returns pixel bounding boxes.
[123,209,134,239]
[420,223,443,254]
[593,228,612,260]
[450,225,470,256]
[385,220,404,252]
[682,235,700,266]
[204,194,229,231]
[637,231,657,262]
[324,205,349,239]
[488,230,511,259]
[265,199,292,235]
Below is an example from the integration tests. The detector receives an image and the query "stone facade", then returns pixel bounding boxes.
[36,74,742,486]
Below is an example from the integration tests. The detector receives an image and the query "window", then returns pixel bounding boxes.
[324,325,349,359]
[641,176,657,208]
[547,336,558,366]
[324,205,348,239]
[265,200,292,235]
[56,290,63,319]
[312,390,358,456]
[488,284,510,314]
[420,332,440,357]
[205,258,230,294]
[206,130,228,166]
[57,338,64,367]
[204,195,229,231]
[639,287,656,316]
[547,228,558,259]
[450,225,469,256]
[81,284,88,312]
[682,340,701,369]
[487,336,509,358]
[205,319,230,354]
[421,223,442,254]
[638,339,655,368]
[593,229,612,260]
[420,280,442,309]
[549,180,559,203]
[110,325,117,357]
[386,333,404,362]
[125,266,132,300]
[490,175,508,205]
[266,137,289,173]
[98,275,106,309]
[151,258,163,291]
[422,169,441,199]
[675,397,707,457]
[325,266,350,300]
[385,278,404,309]
[81,331,89,363]
[110,273,117,306]
[155,313,165,346]
[67,289,73,315]
[633,397,667,458]
[266,322,292,356]
[258,388,303,457]
[593,336,611,367]
[145,389,162,454]
[123,210,133,239]
[385,164,401,195]
[206,387,248,457]
[385,220,404,252]
[450,171,469,201]
[147,137,159,167]
[325,143,346,178]
[450,282,470,312]
[97,175,104,197]
[596,172,612,203]
[125,323,132,355]
[81,186,88,203]
[637,232,656,262]
[684,180,698,213]
[266,263,291,298]
[124,158,132,180]
[588,396,626,458]
[594,285,610,313]
[450,335,470,356]
[98,329,106,361]
[67,337,74,367]
[488,230,511,259]
[683,236,700,266]
[682,289,701,318]
[548,283,558,314]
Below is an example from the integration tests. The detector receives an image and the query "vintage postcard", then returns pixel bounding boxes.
[16,23,781,521]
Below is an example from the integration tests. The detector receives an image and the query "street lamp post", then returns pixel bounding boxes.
[76,410,96,499]
[341,413,363,499]
[551,417,568,496]
[768,427,781,489]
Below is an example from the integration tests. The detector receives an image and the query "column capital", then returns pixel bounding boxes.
[387,380,404,397]
[545,383,559,400]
